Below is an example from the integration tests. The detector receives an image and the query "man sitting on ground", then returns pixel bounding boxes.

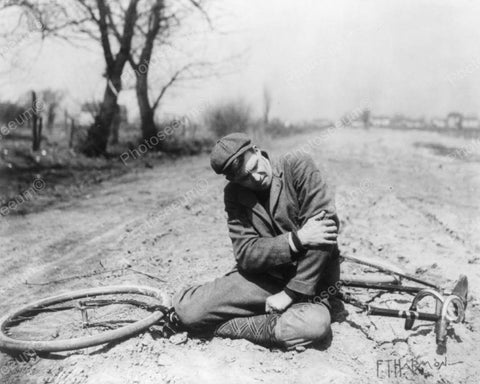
[168,132,340,349]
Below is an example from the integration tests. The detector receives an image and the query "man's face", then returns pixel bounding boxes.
[228,149,273,191]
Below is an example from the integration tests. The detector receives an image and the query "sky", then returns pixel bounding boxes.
[2,0,480,121]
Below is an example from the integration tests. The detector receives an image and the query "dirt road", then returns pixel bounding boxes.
[1,127,479,383]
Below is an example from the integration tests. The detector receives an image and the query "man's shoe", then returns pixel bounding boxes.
[160,308,183,338]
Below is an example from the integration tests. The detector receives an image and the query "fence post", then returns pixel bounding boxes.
[32,91,38,151]
[69,118,75,148]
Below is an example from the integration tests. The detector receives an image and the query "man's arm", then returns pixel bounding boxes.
[283,154,339,296]
[292,154,338,226]
[225,195,295,272]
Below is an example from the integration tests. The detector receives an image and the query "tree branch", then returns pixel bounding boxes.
[105,3,122,44]
[95,0,114,70]
[118,0,139,59]
[76,0,99,24]
[152,63,193,111]
[187,0,212,29]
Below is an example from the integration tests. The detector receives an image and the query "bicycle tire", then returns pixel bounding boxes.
[341,255,440,289]
[0,285,167,353]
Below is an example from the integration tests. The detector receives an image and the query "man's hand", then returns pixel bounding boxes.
[265,291,293,313]
[297,211,337,249]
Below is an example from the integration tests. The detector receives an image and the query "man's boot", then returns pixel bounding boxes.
[213,313,280,348]
[158,308,183,338]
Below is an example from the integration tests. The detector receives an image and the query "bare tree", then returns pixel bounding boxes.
[1,0,215,155]
[80,0,139,156]
[126,1,216,145]
[0,0,139,155]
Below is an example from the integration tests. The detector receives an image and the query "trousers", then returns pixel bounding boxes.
[173,255,340,349]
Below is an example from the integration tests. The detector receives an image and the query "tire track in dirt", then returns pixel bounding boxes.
[398,196,479,255]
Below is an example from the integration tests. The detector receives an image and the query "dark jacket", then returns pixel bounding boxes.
[224,152,339,296]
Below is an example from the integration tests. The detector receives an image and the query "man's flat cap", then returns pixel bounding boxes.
[210,132,253,174]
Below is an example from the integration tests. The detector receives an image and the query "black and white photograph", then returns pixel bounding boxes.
[0,0,478,383]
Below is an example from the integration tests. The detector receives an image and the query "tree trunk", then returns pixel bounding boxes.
[31,91,38,151]
[37,117,43,150]
[82,78,119,156]
[136,72,158,144]
[47,105,56,132]
[133,0,164,147]
[109,104,120,145]
[69,118,75,148]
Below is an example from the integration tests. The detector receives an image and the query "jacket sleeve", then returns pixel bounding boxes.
[225,193,294,273]
[284,154,339,296]
[292,154,338,226]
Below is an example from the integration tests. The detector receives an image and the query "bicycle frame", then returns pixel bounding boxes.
[337,256,468,350]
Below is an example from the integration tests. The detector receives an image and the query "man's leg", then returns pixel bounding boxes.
[172,270,282,332]
[214,302,331,349]
[172,271,332,349]
[273,302,331,349]
[287,244,340,296]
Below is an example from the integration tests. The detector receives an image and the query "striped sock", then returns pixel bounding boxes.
[214,313,280,348]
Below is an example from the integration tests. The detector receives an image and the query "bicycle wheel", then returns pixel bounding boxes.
[0,285,168,353]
